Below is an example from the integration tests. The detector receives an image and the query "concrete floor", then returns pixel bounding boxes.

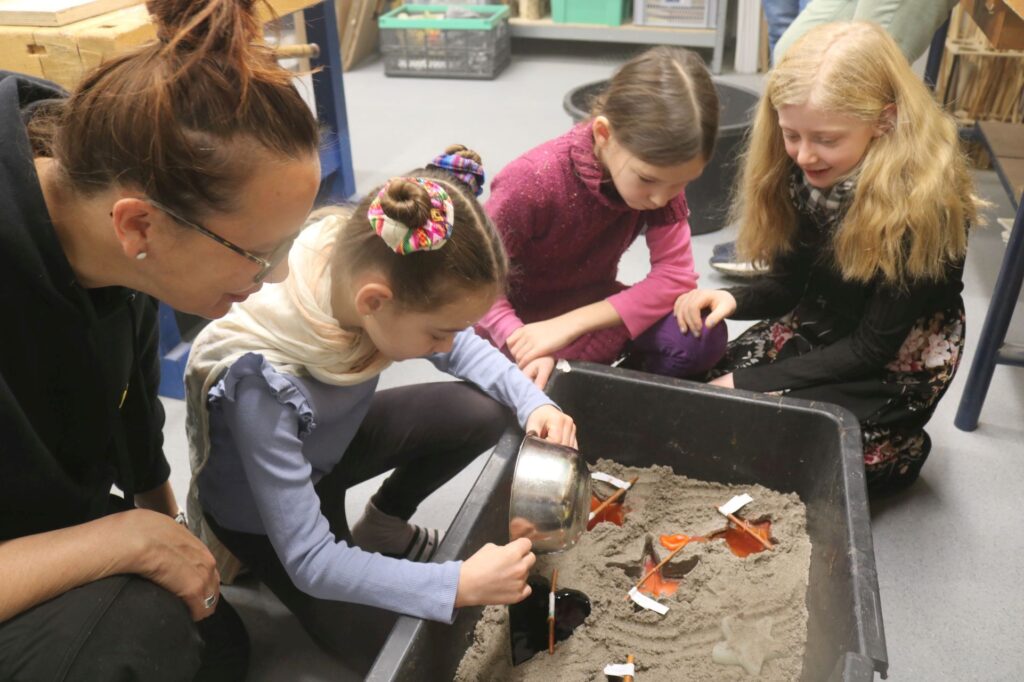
[160,40,1024,681]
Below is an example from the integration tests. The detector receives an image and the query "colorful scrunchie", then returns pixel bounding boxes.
[367,177,455,255]
[427,152,486,196]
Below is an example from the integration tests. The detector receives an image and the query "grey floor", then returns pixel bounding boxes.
[160,41,1024,681]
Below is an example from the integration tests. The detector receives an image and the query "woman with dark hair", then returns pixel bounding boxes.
[0,1,321,679]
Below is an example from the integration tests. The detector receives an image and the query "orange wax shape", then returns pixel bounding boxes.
[587,495,626,531]
[659,534,692,552]
[713,520,772,558]
[638,553,681,599]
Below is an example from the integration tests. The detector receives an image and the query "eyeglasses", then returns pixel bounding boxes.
[147,199,296,284]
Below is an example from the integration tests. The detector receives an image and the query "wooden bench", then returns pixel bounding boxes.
[955,120,1024,430]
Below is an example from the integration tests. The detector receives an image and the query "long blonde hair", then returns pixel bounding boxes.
[734,22,978,284]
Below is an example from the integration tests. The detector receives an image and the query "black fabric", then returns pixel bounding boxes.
[726,207,964,394]
[0,71,169,541]
[206,382,509,671]
[713,307,961,492]
[0,573,249,682]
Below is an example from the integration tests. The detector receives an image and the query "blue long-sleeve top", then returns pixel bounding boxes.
[197,329,552,624]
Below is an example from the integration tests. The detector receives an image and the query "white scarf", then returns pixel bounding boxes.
[184,214,391,581]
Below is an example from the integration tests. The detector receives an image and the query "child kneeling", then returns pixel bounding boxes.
[185,147,575,667]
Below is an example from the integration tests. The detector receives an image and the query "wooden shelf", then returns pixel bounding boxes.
[508,4,730,74]
[509,17,717,48]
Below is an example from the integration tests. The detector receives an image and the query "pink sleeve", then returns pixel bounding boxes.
[477,296,524,350]
[478,156,550,349]
[606,215,699,338]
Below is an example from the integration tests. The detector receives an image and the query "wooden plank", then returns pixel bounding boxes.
[979,121,1024,158]
[0,0,140,27]
[342,0,378,70]
[0,0,323,90]
[961,0,1024,50]
[996,157,1024,199]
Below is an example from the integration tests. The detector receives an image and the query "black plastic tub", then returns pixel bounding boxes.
[366,362,888,681]
[563,80,760,235]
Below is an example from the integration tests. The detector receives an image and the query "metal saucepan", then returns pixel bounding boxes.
[508,433,591,554]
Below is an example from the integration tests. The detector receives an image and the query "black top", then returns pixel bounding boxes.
[727,207,965,393]
[0,72,168,541]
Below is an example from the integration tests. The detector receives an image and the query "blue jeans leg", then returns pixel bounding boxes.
[761,0,811,58]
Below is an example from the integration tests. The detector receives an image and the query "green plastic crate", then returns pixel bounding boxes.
[551,0,631,26]
[378,4,511,79]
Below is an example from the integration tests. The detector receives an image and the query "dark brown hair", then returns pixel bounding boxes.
[591,46,719,166]
[329,145,508,311]
[30,0,319,219]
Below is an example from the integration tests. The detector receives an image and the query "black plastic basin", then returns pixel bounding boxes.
[366,362,888,681]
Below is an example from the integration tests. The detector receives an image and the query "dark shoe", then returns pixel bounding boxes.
[709,240,768,276]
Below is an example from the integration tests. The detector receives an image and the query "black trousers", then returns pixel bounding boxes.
[207,381,510,673]
[0,515,249,682]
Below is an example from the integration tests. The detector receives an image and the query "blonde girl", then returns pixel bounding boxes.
[676,22,978,494]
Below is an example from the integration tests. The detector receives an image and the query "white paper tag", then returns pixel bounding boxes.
[548,591,555,619]
[718,493,754,516]
[603,662,636,676]
[591,472,632,490]
[628,587,669,615]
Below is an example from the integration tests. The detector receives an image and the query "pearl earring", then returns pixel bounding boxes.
[136,252,147,260]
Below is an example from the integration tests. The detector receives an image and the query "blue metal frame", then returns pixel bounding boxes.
[305,0,356,203]
[954,127,1024,431]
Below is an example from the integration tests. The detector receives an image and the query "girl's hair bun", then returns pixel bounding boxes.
[148,0,260,50]
[378,177,433,229]
[444,144,481,164]
[427,144,486,196]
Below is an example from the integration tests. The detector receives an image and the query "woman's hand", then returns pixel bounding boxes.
[507,319,578,367]
[455,538,535,607]
[521,356,556,389]
[674,289,737,337]
[525,404,577,448]
[120,509,222,621]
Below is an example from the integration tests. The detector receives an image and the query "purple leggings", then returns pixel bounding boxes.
[555,313,728,379]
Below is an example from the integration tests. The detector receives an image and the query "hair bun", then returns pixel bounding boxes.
[427,144,486,196]
[147,0,260,50]
[368,177,455,255]
[378,178,433,228]
[444,144,482,165]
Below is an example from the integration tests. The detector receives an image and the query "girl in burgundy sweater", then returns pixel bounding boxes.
[476,47,727,387]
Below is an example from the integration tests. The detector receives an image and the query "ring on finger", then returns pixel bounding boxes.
[203,593,218,609]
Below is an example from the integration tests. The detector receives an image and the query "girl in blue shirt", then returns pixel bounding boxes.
[185,147,575,664]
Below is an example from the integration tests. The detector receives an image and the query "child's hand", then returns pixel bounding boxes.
[526,404,577,448]
[455,538,535,607]
[522,356,556,389]
[674,289,736,337]
[507,319,578,367]
[709,373,734,388]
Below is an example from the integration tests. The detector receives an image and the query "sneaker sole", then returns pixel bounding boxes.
[710,261,769,275]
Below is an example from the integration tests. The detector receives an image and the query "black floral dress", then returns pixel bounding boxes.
[713,174,966,493]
